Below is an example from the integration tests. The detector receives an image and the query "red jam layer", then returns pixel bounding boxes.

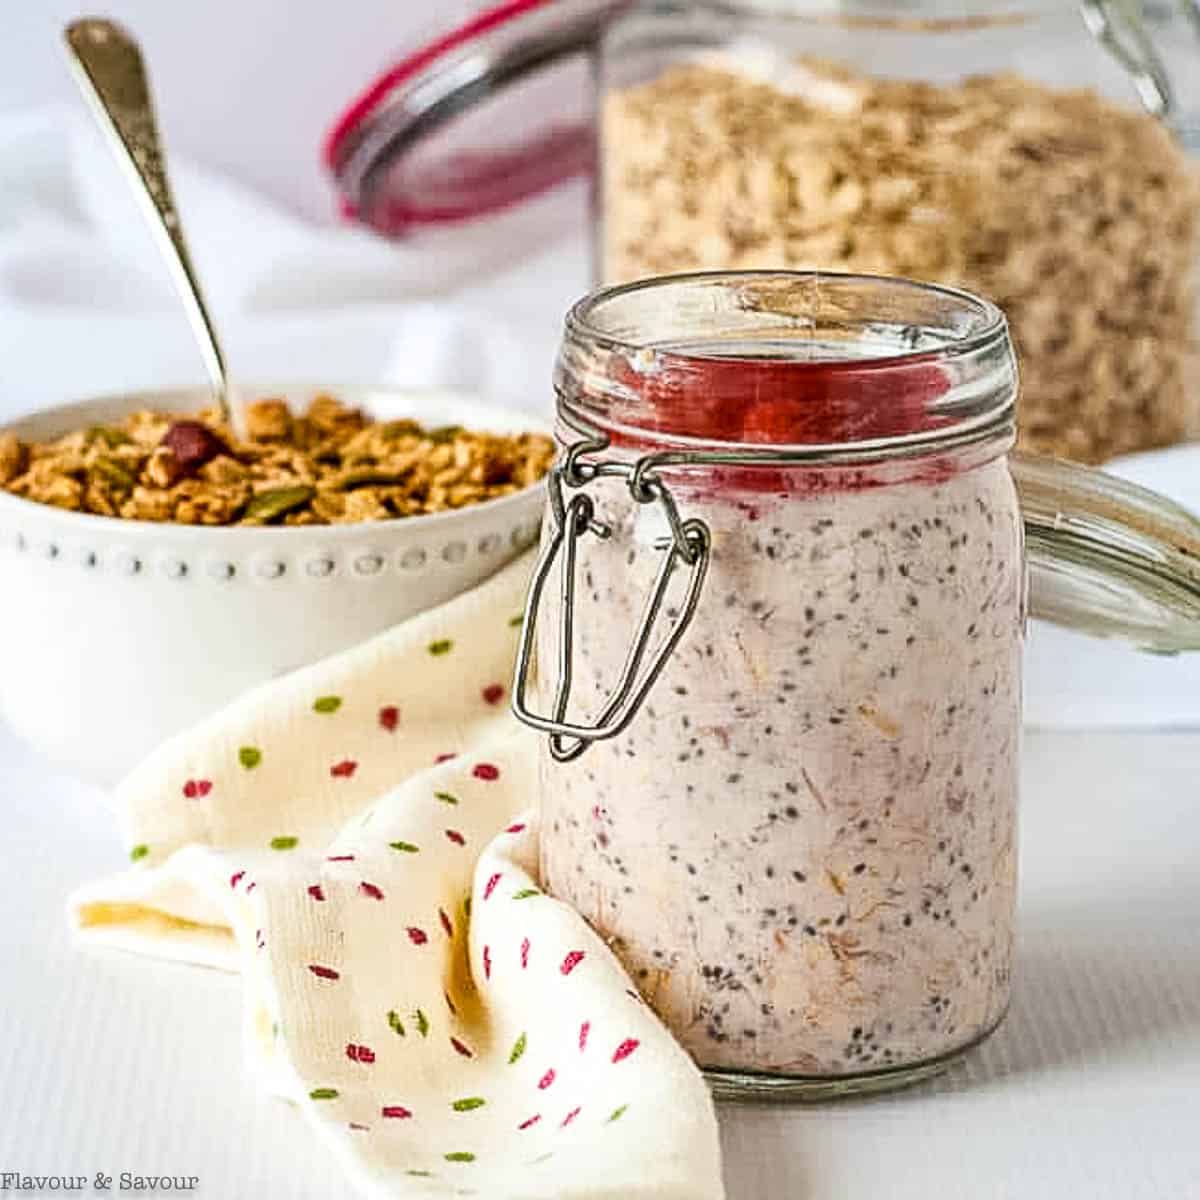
[619,354,951,443]
[594,353,959,497]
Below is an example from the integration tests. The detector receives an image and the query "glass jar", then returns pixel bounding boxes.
[512,270,1200,1098]
[326,0,1200,465]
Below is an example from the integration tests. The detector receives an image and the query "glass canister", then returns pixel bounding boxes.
[512,270,1200,1098]
[325,0,1200,465]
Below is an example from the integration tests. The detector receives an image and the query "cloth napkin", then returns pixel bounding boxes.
[68,555,723,1200]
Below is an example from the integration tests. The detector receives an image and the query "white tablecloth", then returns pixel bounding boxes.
[3,724,1197,1199]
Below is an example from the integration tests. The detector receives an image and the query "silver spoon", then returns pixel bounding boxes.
[63,18,234,430]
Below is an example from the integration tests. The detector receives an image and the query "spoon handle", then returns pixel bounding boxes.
[64,18,230,424]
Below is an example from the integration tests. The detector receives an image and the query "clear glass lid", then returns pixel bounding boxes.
[323,0,621,235]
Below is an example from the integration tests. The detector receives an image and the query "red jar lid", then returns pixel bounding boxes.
[324,0,623,236]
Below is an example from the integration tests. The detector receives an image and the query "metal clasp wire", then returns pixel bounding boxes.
[1081,0,1174,117]
[511,425,711,762]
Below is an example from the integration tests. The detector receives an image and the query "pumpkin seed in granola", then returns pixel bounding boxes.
[244,485,317,524]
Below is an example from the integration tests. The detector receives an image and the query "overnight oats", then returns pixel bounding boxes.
[516,272,1027,1096]
[540,462,1023,1084]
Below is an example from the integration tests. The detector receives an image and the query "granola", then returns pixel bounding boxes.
[602,60,1200,463]
[1,394,555,526]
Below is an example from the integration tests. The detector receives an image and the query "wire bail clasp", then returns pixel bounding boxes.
[511,423,711,762]
[1080,0,1176,118]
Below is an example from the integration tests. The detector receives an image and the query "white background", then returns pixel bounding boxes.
[2,0,479,223]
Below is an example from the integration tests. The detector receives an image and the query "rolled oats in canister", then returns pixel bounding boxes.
[602,59,1200,464]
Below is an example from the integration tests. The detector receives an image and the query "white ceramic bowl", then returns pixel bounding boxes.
[0,385,547,785]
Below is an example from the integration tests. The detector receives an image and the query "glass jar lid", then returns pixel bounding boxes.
[323,0,622,236]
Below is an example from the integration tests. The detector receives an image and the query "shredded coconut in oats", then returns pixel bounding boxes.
[0,394,555,526]
[602,60,1200,463]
